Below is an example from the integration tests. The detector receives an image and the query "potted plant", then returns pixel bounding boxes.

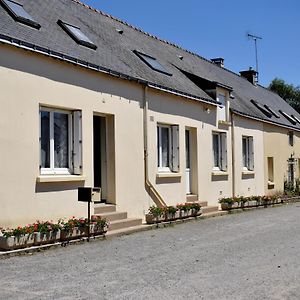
[219,197,235,210]
[60,217,87,241]
[146,206,164,224]
[33,221,61,246]
[163,206,178,221]
[0,225,35,250]
[90,216,108,235]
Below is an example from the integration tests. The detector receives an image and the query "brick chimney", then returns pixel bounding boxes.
[240,68,258,85]
[211,57,224,68]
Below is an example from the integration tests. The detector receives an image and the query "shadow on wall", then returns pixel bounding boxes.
[35,181,85,193]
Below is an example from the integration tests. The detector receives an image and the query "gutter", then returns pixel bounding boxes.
[230,111,236,198]
[143,85,166,208]
[0,33,218,107]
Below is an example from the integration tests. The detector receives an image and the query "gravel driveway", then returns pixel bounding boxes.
[1,203,300,300]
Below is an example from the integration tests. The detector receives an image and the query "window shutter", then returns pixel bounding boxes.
[73,111,82,175]
[249,137,254,171]
[171,125,179,172]
[220,133,227,171]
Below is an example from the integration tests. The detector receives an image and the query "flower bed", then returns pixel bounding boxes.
[0,216,108,251]
[146,203,201,224]
[219,195,282,211]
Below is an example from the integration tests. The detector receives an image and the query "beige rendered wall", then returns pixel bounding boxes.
[263,123,300,194]
[0,44,149,227]
[233,115,265,197]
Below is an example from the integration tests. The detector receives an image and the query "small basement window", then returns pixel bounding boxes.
[133,50,172,76]
[1,0,40,29]
[57,20,97,50]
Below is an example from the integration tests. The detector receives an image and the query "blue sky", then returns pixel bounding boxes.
[81,0,300,87]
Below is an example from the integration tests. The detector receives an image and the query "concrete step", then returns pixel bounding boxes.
[201,206,219,214]
[108,218,142,231]
[186,194,198,202]
[92,211,127,222]
[198,201,208,207]
[106,224,152,238]
[94,204,116,214]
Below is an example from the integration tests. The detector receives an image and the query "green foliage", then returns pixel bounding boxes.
[269,78,300,113]
[149,206,163,218]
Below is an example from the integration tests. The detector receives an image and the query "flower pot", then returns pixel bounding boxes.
[34,230,61,246]
[221,203,232,210]
[89,224,108,236]
[0,234,35,251]
[60,227,86,241]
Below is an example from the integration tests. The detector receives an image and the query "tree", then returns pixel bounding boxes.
[268,78,300,113]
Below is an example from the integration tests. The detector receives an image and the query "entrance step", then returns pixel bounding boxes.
[201,206,219,214]
[94,204,116,214]
[108,218,143,231]
[93,211,127,222]
[186,194,198,202]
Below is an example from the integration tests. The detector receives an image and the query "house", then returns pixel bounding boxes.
[1,0,300,229]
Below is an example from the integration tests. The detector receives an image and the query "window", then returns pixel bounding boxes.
[212,132,227,171]
[250,100,272,118]
[264,105,280,118]
[289,131,294,146]
[267,157,274,184]
[279,110,297,125]
[40,107,82,175]
[1,0,40,29]
[217,93,226,121]
[242,136,254,171]
[133,50,172,76]
[157,124,179,172]
[57,20,97,50]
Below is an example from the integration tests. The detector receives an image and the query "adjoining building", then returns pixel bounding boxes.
[1,0,299,228]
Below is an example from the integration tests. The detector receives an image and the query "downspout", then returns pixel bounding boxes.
[143,85,167,208]
[230,110,236,197]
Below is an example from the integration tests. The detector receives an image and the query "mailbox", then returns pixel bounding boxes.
[78,187,101,202]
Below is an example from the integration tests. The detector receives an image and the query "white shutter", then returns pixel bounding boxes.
[171,125,179,172]
[73,111,82,175]
[220,133,227,171]
[249,137,254,171]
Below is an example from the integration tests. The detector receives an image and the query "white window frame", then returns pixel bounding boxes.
[40,107,73,175]
[242,136,254,171]
[212,132,227,171]
[157,124,179,173]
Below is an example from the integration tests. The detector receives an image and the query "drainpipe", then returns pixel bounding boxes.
[230,110,236,197]
[143,85,166,208]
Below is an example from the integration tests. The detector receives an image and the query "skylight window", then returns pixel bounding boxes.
[133,50,172,76]
[279,110,297,125]
[250,100,272,118]
[291,115,300,124]
[1,0,40,29]
[57,20,97,50]
[264,105,280,118]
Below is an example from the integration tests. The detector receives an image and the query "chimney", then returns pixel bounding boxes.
[240,68,258,85]
[211,57,224,68]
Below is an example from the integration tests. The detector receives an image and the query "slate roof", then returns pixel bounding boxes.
[0,0,300,130]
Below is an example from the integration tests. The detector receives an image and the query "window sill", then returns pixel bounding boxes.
[268,181,275,188]
[156,172,182,178]
[36,175,86,183]
[242,170,255,175]
[211,171,228,176]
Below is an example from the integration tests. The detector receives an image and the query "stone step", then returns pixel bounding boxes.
[185,200,208,207]
[108,218,142,231]
[94,204,116,214]
[186,194,198,202]
[106,224,152,238]
[92,211,127,222]
[201,206,219,214]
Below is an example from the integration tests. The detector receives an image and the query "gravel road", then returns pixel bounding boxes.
[1,203,300,300]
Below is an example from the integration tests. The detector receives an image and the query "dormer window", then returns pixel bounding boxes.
[57,20,97,50]
[217,93,227,122]
[1,0,40,29]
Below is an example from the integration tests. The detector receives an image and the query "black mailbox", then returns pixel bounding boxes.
[78,187,93,202]
[78,187,101,202]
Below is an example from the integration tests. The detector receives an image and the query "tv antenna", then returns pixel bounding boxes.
[247,33,262,82]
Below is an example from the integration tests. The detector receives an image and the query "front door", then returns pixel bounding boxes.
[185,129,191,194]
[93,115,107,202]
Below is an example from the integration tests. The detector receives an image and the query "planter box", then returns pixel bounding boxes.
[0,234,35,251]
[89,224,108,236]
[146,210,201,224]
[34,230,61,246]
[60,227,86,241]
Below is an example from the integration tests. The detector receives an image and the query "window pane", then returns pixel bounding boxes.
[242,138,247,167]
[54,112,69,168]
[3,0,35,21]
[186,130,190,168]
[161,127,170,168]
[213,134,219,168]
[40,111,50,168]
[65,24,94,44]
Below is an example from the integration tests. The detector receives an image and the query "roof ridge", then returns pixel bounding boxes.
[70,0,247,82]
